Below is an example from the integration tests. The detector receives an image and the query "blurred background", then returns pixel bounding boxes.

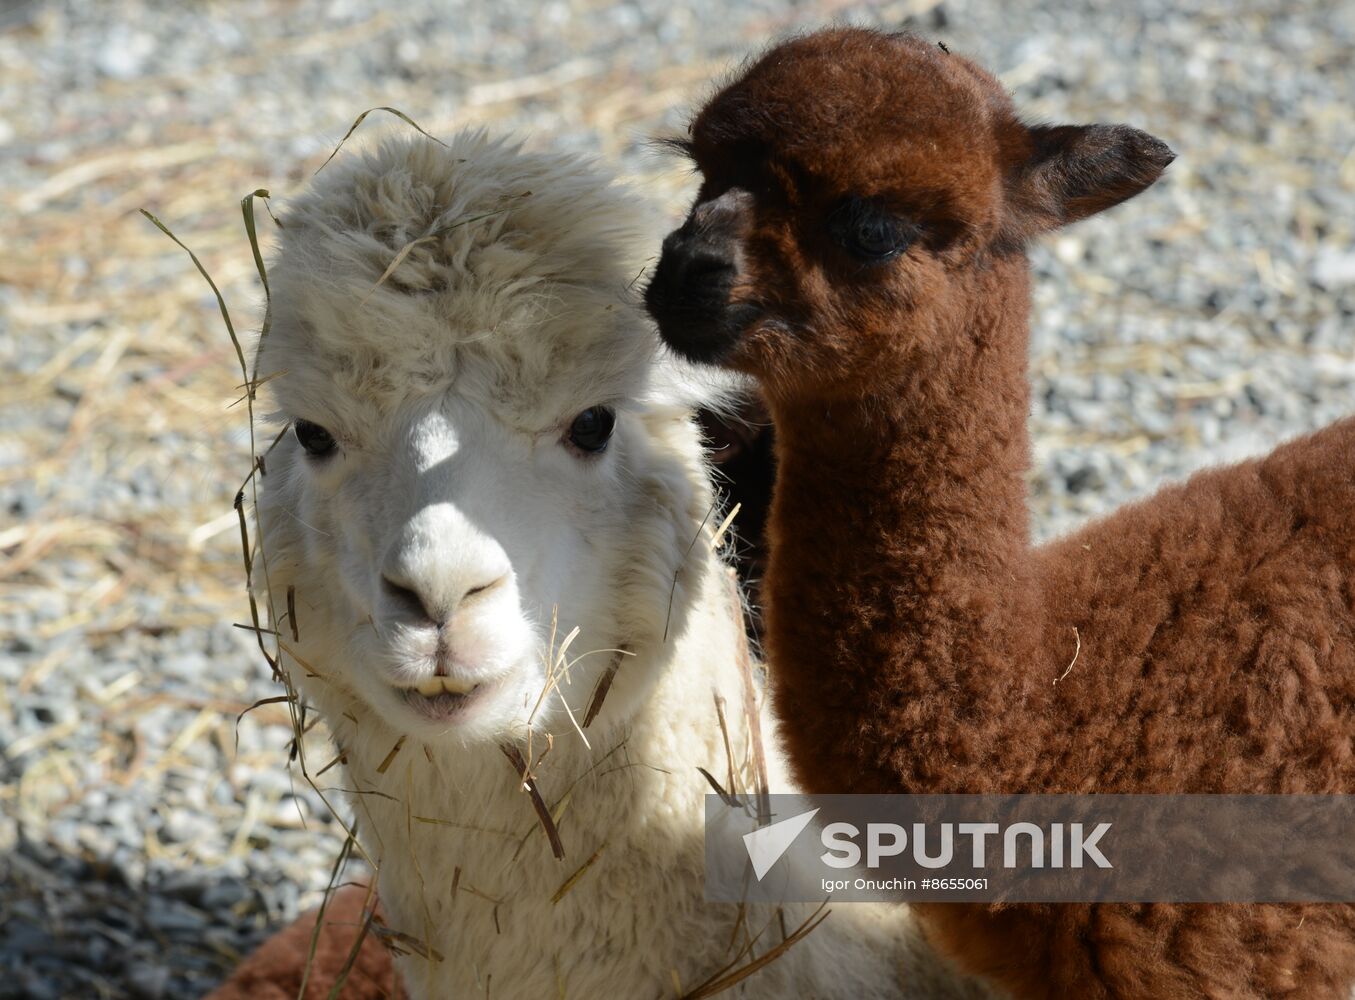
[1,0,1351,995]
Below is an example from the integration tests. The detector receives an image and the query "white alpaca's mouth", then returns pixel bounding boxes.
[394,676,499,723]
[411,676,479,697]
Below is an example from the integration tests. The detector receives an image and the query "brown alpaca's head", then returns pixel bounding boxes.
[645,28,1175,395]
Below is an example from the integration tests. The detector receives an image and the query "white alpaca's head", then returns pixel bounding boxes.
[255,132,719,747]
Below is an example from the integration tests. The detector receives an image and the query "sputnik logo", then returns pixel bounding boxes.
[742,807,820,880]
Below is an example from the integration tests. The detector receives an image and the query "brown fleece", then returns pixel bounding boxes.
[203,884,399,1000]
[655,27,1355,1000]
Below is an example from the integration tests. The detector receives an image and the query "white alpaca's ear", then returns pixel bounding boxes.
[1003,124,1175,240]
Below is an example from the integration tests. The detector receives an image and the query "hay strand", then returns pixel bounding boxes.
[315,106,447,176]
[500,743,565,860]
[549,843,606,904]
[679,902,831,999]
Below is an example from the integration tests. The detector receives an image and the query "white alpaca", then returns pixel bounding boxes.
[253,131,993,999]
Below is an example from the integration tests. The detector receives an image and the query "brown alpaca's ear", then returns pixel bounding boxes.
[1004,124,1175,240]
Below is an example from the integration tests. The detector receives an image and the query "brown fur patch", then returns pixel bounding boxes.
[203,885,399,1000]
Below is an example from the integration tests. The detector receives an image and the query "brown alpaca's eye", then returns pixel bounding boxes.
[852,216,906,258]
[566,407,616,454]
[294,419,337,457]
[830,197,916,261]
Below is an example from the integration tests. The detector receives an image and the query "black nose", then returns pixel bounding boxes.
[644,188,756,365]
[648,235,737,308]
[672,246,738,284]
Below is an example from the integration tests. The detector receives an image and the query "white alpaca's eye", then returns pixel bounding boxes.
[566,407,616,455]
[294,419,337,457]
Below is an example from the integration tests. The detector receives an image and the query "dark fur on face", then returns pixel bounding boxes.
[697,396,774,639]
[646,25,1355,1000]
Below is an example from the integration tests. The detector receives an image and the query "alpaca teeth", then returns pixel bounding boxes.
[413,677,477,697]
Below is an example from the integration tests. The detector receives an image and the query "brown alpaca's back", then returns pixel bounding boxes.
[917,419,1355,998]
[1037,415,1355,797]
[919,895,1355,999]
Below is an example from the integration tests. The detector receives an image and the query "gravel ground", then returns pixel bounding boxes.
[1,0,1352,996]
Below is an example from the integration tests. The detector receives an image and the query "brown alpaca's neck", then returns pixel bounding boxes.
[762,259,1052,794]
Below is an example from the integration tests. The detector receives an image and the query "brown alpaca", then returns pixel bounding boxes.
[645,27,1355,1000]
